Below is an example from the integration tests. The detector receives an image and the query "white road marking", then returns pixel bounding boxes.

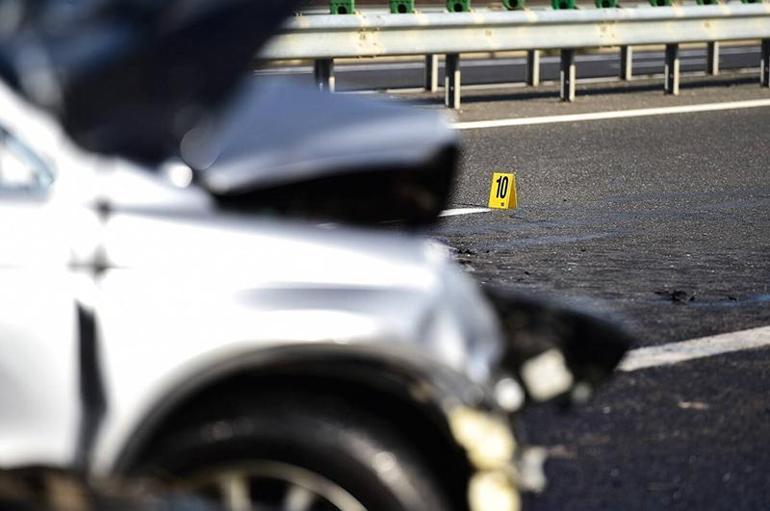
[620,325,770,372]
[439,207,491,217]
[452,99,770,130]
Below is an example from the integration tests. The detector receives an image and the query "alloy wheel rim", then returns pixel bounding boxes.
[186,461,368,511]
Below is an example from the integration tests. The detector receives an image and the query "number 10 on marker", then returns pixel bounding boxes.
[487,172,517,210]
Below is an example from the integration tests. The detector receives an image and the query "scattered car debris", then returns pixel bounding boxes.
[678,401,710,411]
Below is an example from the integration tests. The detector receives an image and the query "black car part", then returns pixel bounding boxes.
[0,0,302,164]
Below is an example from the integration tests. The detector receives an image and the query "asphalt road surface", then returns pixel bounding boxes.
[263,47,769,508]
[422,75,770,509]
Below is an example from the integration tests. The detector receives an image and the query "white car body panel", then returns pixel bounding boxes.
[0,84,505,475]
[91,212,502,474]
[0,268,80,467]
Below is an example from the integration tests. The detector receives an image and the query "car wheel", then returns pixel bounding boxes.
[133,392,456,511]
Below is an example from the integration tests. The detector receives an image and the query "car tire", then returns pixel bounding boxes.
[133,391,457,511]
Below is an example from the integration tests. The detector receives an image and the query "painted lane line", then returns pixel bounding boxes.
[452,99,770,130]
[620,325,770,372]
[439,207,491,217]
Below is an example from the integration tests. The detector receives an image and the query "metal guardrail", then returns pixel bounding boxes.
[260,4,770,107]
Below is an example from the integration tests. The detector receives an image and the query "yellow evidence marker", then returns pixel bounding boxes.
[488,172,517,210]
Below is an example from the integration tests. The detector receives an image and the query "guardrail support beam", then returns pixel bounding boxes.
[560,49,576,102]
[445,53,462,108]
[314,59,335,92]
[707,41,720,75]
[762,39,770,87]
[526,49,541,86]
[425,54,439,92]
[620,46,633,81]
[264,7,770,64]
[664,43,680,95]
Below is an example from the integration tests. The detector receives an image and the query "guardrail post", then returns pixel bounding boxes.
[425,55,439,92]
[314,59,335,92]
[445,53,462,109]
[762,40,770,87]
[560,49,576,102]
[322,0,349,92]
[707,42,720,76]
[664,43,680,95]
[620,46,633,81]
[526,50,541,86]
